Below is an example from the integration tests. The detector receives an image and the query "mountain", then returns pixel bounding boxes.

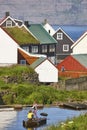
[0,0,87,25]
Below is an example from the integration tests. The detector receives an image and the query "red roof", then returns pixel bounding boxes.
[57,55,87,72]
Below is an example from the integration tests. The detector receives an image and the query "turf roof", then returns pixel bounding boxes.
[4,26,40,45]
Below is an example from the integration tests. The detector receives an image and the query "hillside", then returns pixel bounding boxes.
[0,0,87,25]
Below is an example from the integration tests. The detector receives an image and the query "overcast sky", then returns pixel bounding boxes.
[0,0,87,25]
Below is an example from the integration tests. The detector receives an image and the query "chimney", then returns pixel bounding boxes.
[44,19,47,24]
[24,21,30,27]
[5,12,10,17]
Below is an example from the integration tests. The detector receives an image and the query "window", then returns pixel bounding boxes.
[48,30,50,34]
[63,44,69,52]
[32,46,38,53]
[49,45,55,52]
[42,45,47,53]
[20,60,26,65]
[57,33,63,40]
[6,20,12,27]
[22,46,29,52]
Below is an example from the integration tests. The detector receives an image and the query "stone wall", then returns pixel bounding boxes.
[53,76,87,91]
[65,76,87,90]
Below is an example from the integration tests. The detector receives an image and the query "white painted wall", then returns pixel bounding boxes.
[43,23,55,36]
[35,59,58,82]
[0,28,18,66]
[72,34,87,54]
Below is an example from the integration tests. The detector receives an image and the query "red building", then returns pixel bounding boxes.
[57,54,87,78]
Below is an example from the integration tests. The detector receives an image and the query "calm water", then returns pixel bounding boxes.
[52,25,87,41]
[0,107,87,130]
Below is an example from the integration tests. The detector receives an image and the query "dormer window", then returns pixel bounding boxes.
[57,32,63,40]
[6,20,12,27]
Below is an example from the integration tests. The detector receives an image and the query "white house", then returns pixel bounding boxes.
[0,27,46,66]
[31,57,58,83]
[43,19,55,36]
[71,31,87,54]
[0,27,19,66]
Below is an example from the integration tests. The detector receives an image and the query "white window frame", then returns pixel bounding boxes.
[63,44,69,52]
[57,32,63,40]
[22,46,29,52]
[42,45,47,53]
[32,46,38,53]
[6,20,12,27]
[49,44,55,52]
[20,60,26,65]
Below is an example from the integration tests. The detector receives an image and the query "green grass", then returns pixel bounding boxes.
[45,114,87,130]
[0,65,87,105]
[4,27,40,44]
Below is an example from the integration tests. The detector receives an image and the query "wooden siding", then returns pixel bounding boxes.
[59,71,87,78]
[53,29,74,63]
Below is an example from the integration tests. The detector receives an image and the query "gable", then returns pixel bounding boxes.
[71,32,87,49]
[71,33,87,54]
[35,59,58,82]
[43,23,55,36]
[0,16,16,27]
[36,59,57,71]
[53,28,74,43]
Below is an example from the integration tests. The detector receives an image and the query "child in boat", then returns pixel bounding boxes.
[32,101,38,118]
[27,110,34,120]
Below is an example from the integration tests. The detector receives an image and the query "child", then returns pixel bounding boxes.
[27,110,34,120]
[32,101,38,118]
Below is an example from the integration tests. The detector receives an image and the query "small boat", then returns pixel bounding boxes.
[23,118,47,128]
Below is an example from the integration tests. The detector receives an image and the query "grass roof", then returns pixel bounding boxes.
[4,26,40,45]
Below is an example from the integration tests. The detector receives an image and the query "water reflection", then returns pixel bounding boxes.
[0,108,17,129]
[0,106,87,130]
[27,128,37,130]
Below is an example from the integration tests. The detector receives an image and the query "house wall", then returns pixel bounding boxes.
[35,60,58,82]
[0,28,18,66]
[72,35,87,54]
[53,29,74,63]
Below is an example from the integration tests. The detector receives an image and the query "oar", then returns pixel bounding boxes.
[40,112,48,116]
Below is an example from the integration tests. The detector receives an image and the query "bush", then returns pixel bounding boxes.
[2,94,14,104]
